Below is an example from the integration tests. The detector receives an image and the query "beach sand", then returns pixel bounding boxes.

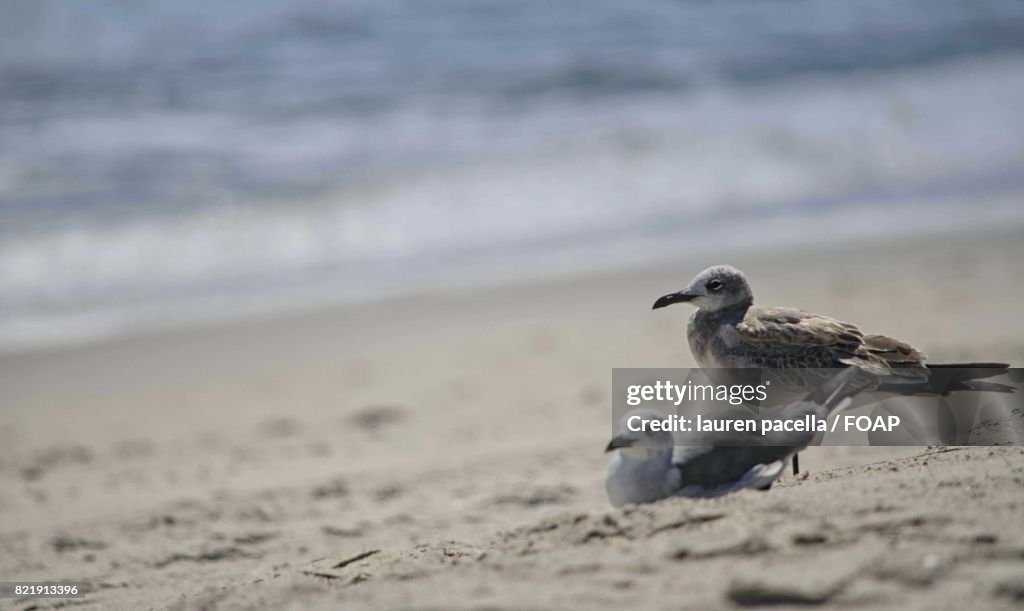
[1,224,1023,609]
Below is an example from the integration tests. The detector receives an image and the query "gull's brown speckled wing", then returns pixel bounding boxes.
[735,306,928,376]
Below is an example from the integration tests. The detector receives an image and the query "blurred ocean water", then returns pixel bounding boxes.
[2,0,1024,351]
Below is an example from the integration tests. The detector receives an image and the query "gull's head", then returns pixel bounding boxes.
[605,409,675,459]
[652,265,753,313]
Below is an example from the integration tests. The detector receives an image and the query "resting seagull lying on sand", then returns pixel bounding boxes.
[605,368,872,507]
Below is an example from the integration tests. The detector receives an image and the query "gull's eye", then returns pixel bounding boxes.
[706,279,723,291]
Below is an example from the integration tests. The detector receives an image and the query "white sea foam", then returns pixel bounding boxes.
[2,2,1024,351]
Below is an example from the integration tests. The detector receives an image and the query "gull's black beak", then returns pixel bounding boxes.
[605,435,635,453]
[652,291,696,310]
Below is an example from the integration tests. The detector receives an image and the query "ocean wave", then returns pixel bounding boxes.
[3,0,1024,351]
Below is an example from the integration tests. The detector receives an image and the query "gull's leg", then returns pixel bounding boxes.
[792,452,800,475]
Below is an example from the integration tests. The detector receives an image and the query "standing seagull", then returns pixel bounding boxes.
[605,367,872,506]
[652,265,1011,474]
[652,265,1009,391]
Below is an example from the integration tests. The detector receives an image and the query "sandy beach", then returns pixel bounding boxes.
[1,224,1023,610]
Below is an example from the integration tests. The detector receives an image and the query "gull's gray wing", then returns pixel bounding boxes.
[666,403,794,497]
[666,368,880,497]
[669,444,792,497]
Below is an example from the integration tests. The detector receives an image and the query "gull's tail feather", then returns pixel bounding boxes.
[926,362,1009,369]
[879,362,1014,395]
[925,362,1009,374]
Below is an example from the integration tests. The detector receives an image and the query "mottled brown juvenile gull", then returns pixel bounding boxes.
[652,265,1012,476]
[652,264,1010,393]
